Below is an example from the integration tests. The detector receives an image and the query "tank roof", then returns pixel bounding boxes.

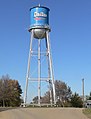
[30,5,50,11]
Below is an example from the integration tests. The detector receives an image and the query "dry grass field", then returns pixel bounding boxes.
[83,108,91,119]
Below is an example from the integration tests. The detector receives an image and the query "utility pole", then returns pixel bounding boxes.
[82,78,84,105]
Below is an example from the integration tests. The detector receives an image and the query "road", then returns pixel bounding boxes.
[0,108,88,119]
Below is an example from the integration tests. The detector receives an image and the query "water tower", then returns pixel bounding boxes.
[24,5,56,106]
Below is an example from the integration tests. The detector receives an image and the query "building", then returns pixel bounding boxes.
[85,100,91,108]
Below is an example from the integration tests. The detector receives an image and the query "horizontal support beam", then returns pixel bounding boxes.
[28,78,51,82]
[31,51,48,56]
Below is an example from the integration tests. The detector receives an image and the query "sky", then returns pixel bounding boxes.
[0,0,91,101]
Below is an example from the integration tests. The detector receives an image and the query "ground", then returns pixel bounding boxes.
[0,108,88,119]
[83,108,91,119]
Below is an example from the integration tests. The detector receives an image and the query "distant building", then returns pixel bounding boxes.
[80,95,87,101]
[85,100,91,108]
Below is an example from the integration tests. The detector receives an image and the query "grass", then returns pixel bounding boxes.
[83,108,91,119]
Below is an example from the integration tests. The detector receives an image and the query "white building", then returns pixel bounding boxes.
[85,100,91,108]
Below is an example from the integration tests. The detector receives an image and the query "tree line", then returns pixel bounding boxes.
[32,80,84,107]
[0,75,91,107]
[0,75,22,107]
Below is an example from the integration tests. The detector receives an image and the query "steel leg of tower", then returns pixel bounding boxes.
[46,30,56,105]
[48,57,53,105]
[45,38,52,105]
[23,30,34,107]
[38,39,41,106]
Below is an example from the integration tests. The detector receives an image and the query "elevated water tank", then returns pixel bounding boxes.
[29,5,50,39]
